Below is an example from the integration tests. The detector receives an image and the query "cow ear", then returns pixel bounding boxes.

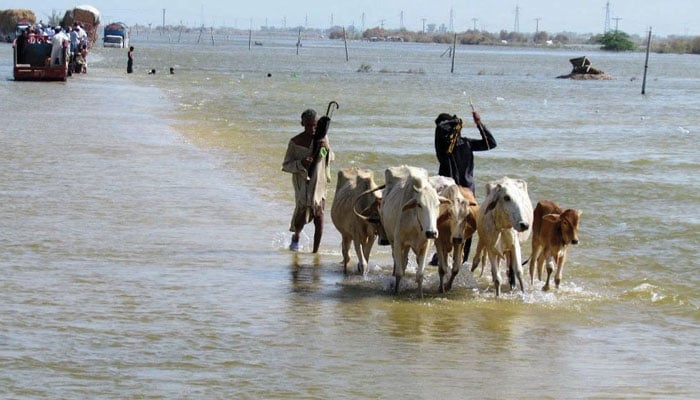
[543,214,560,223]
[484,197,498,214]
[402,198,418,212]
[438,196,452,205]
[485,182,497,195]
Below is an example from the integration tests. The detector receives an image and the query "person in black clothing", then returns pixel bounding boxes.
[431,110,497,265]
[127,46,134,73]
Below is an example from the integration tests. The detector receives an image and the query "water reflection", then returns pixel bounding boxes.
[289,253,322,293]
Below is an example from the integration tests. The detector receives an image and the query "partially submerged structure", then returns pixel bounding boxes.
[557,56,612,80]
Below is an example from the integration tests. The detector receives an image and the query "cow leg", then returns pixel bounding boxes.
[512,243,525,293]
[446,242,464,292]
[529,245,540,286]
[554,251,568,288]
[362,233,376,265]
[352,237,366,275]
[415,243,430,299]
[543,257,555,291]
[505,251,516,291]
[462,237,472,263]
[437,246,449,293]
[489,252,502,297]
[470,240,483,273]
[536,251,546,283]
[341,234,352,275]
[393,245,410,295]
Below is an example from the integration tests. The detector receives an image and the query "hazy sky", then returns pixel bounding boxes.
[4,0,698,37]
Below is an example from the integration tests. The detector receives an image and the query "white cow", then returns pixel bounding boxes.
[429,176,479,293]
[331,167,382,275]
[474,177,533,297]
[380,166,448,297]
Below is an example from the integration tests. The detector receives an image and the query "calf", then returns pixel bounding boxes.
[331,168,382,275]
[430,176,479,293]
[529,200,581,291]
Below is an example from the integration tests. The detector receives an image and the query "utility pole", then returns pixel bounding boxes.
[400,11,404,30]
[604,1,611,32]
[534,17,541,42]
[613,17,622,31]
[421,18,426,33]
[642,27,652,95]
[162,9,166,36]
[471,18,478,31]
[514,4,520,33]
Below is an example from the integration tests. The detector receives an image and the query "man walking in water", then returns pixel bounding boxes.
[282,109,333,253]
[431,109,497,264]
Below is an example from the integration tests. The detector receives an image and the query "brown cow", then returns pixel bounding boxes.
[430,176,479,293]
[529,200,582,291]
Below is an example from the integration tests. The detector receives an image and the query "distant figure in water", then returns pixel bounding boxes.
[127,46,134,73]
[170,67,174,74]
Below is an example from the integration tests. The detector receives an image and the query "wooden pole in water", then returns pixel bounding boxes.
[343,27,349,61]
[210,27,215,46]
[248,28,252,51]
[450,33,457,73]
[296,28,301,55]
[641,27,652,95]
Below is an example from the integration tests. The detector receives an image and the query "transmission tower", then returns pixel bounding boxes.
[449,7,454,32]
[604,1,611,32]
[514,4,520,33]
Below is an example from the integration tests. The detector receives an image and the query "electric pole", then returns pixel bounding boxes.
[472,18,478,31]
[514,4,520,33]
[604,1,611,32]
[613,17,622,31]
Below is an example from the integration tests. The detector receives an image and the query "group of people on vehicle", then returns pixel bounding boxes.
[14,21,89,73]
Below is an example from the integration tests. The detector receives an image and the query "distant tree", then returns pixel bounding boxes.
[692,36,700,54]
[328,27,344,39]
[533,31,549,43]
[597,30,637,51]
[362,27,385,39]
[553,33,569,44]
[500,30,528,43]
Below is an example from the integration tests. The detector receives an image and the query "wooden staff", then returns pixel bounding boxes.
[469,97,490,150]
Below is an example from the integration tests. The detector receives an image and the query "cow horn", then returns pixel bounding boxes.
[353,184,385,221]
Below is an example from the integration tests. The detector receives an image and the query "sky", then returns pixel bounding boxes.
[2,0,698,37]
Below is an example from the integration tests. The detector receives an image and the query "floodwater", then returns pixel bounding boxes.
[1,33,699,399]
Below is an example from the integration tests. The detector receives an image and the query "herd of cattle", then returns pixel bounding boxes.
[330,165,582,298]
